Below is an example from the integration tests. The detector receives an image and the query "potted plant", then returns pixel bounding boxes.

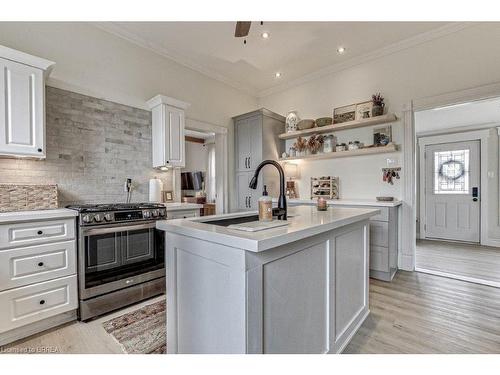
[307,135,324,154]
[371,93,385,117]
[294,136,307,157]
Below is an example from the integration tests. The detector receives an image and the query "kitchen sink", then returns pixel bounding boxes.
[201,214,294,227]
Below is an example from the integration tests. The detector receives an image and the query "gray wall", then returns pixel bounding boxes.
[0,86,172,206]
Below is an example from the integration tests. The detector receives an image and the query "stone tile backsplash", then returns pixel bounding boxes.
[0,86,172,207]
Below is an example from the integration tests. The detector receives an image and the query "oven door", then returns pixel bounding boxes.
[79,222,165,299]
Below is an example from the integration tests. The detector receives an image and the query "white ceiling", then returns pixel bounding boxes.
[415,97,500,134]
[95,22,463,97]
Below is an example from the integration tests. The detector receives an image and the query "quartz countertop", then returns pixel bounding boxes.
[165,202,203,211]
[273,198,402,208]
[0,208,78,224]
[157,205,379,252]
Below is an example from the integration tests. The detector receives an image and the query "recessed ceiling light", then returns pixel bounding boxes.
[337,46,346,54]
[261,32,270,39]
[275,72,282,78]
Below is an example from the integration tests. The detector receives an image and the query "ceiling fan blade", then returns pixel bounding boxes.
[235,21,251,37]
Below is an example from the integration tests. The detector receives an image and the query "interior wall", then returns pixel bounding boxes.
[0,22,258,210]
[184,142,208,173]
[258,23,500,201]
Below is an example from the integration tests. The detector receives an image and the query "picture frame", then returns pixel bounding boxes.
[355,101,373,120]
[162,190,174,202]
[333,104,356,124]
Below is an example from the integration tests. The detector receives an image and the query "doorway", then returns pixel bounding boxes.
[423,140,480,242]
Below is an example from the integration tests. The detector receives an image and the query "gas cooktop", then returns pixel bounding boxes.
[66,203,167,225]
[66,203,165,213]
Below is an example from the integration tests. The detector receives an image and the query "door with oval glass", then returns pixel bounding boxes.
[424,140,480,242]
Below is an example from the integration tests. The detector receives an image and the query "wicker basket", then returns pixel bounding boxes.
[0,184,59,212]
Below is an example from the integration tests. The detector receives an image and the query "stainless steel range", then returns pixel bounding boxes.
[66,203,167,321]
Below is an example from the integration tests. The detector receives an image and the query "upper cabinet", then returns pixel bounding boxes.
[0,45,55,158]
[147,95,190,169]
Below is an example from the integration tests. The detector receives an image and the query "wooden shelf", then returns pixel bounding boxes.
[279,144,399,162]
[279,113,398,140]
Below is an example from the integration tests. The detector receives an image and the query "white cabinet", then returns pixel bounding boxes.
[168,209,200,219]
[147,94,190,169]
[0,45,54,158]
[0,212,77,345]
[236,171,262,210]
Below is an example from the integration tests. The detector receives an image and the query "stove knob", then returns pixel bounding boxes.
[159,209,166,217]
[94,214,103,223]
[104,213,113,222]
[151,209,159,217]
[143,210,151,219]
[82,214,91,223]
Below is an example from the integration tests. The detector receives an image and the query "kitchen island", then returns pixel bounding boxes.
[157,205,379,354]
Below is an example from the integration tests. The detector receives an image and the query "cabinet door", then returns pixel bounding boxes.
[0,58,45,158]
[166,106,185,167]
[236,119,251,171]
[236,172,251,210]
[247,115,262,170]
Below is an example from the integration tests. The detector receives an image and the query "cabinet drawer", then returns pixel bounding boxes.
[370,246,389,272]
[0,218,75,249]
[369,221,389,247]
[0,240,76,291]
[0,275,77,333]
[168,210,199,220]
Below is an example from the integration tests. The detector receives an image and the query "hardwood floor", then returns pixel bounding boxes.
[1,295,165,354]
[3,272,500,354]
[416,239,500,287]
[345,271,500,353]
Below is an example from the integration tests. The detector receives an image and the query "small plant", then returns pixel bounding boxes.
[372,93,385,107]
[294,136,307,152]
[307,135,324,154]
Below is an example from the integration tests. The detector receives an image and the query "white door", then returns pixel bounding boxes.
[424,140,480,242]
[0,57,45,157]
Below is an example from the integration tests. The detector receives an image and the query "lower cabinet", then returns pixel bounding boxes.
[0,214,78,345]
[0,275,78,333]
[168,209,200,220]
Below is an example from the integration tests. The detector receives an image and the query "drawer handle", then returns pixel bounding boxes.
[38,262,44,267]
[37,230,43,235]
[39,300,46,305]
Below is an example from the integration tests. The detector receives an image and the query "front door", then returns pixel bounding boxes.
[424,140,480,242]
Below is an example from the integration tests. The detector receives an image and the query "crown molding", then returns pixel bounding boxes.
[91,22,259,97]
[257,22,477,98]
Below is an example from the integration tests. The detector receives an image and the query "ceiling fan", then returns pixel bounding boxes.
[234,21,264,44]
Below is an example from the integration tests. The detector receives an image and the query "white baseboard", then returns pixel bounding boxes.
[415,267,500,288]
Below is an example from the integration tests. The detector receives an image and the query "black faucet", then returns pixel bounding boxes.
[249,160,287,220]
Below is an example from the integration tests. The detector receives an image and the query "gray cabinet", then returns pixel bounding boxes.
[233,109,285,211]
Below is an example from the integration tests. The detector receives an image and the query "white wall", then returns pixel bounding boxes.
[259,23,500,201]
[184,142,208,173]
[0,22,257,210]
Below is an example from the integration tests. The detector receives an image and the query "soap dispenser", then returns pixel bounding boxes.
[259,185,273,222]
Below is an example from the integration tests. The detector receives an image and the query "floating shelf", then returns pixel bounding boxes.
[279,144,399,162]
[279,113,398,140]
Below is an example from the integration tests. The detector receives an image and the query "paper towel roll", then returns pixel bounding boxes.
[149,178,163,203]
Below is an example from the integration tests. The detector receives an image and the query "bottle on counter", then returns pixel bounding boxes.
[317,196,328,211]
[258,185,273,222]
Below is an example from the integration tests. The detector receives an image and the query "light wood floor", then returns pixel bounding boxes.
[1,295,165,354]
[416,239,500,286]
[3,272,500,354]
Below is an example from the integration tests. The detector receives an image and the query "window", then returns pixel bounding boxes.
[434,149,470,194]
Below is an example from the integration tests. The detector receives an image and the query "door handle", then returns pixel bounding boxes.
[245,196,248,208]
[248,156,251,168]
[244,157,248,168]
[248,196,251,208]
[473,198,478,202]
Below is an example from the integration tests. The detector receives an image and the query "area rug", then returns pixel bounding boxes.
[102,300,166,354]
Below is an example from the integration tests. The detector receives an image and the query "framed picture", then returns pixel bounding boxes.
[163,190,174,202]
[333,104,356,124]
[355,101,373,120]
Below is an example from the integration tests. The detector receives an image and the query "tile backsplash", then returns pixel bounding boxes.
[0,86,172,207]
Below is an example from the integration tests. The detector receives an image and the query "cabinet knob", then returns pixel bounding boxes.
[37,230,43,235]
[37,148,42,153]
[39,300,46,305]
[38,262,44,267]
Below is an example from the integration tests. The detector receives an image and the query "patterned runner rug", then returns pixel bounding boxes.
[102,300,166,354]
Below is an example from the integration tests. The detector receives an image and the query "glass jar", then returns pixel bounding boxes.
[323,135,337,153]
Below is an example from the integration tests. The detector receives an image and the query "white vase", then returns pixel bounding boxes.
[286,111,300,133]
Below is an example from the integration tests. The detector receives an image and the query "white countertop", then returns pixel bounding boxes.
[165,202,203,211]
[273,198,402,208]
[0,208,78,224]
[157,205,379,252]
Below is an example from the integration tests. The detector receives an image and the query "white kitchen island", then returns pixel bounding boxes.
[156,205,379,354]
